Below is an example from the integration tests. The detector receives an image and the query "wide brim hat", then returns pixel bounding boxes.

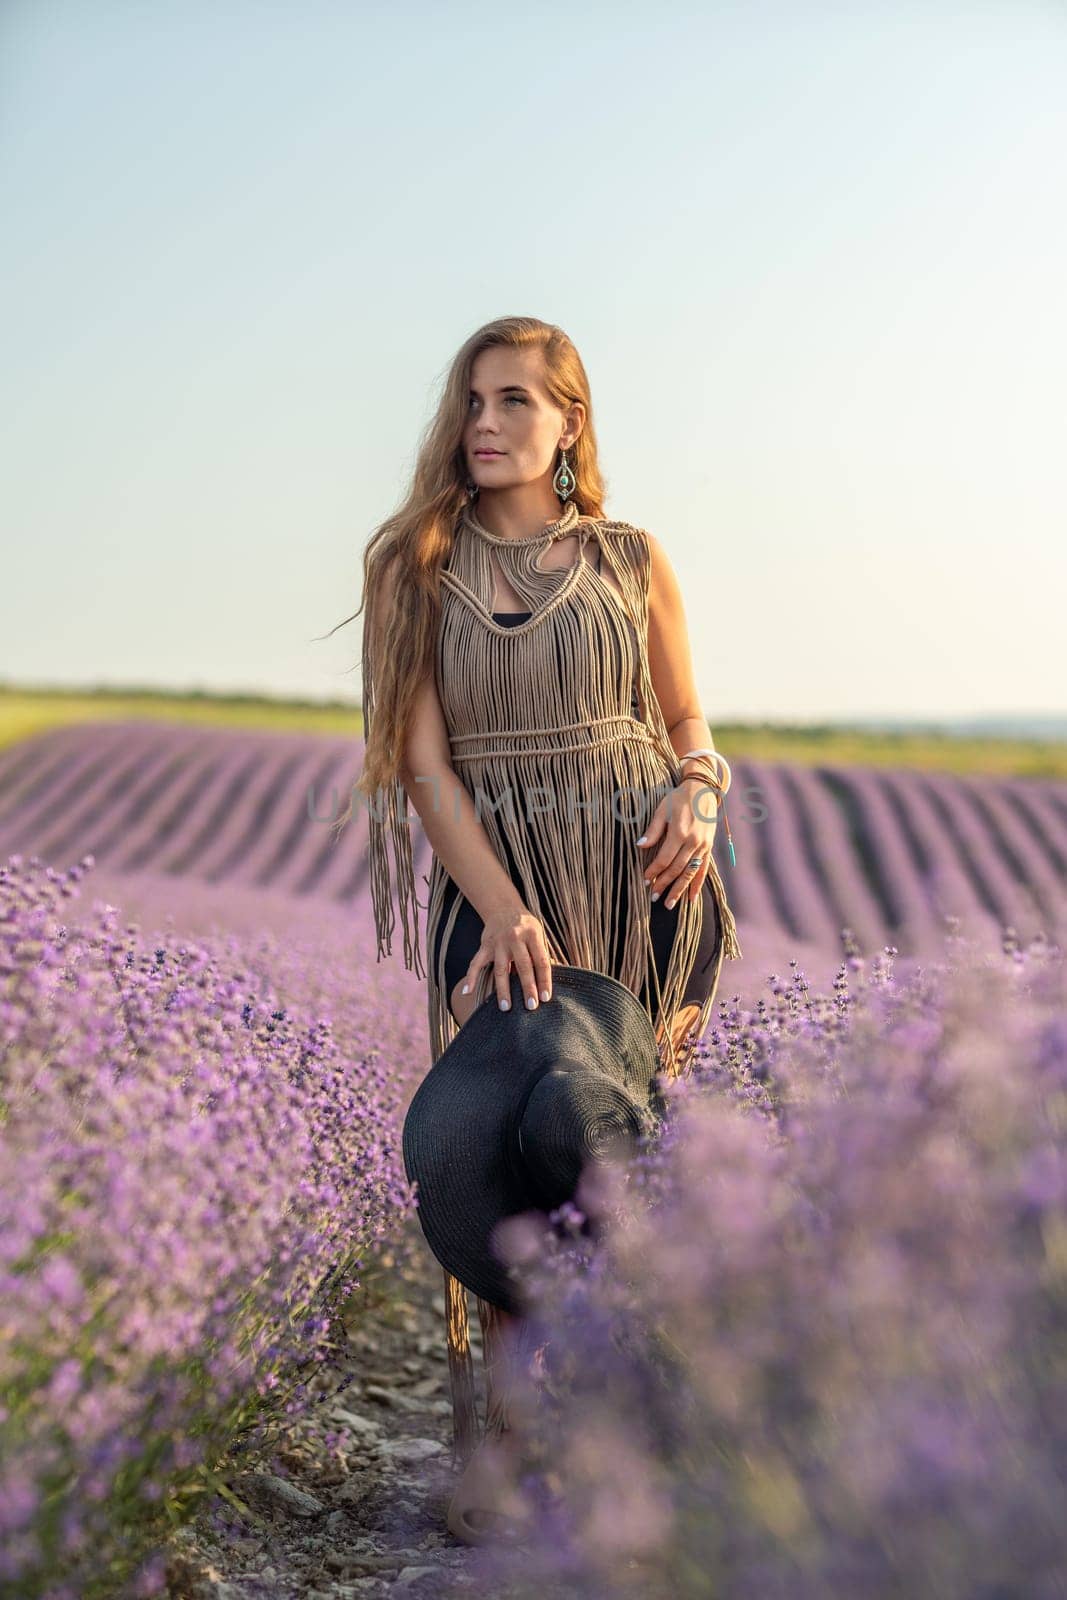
[402,963,665,1314]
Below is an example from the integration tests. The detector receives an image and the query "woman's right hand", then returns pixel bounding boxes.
[460,906,554,1014]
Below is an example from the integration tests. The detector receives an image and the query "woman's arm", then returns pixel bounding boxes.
[645,531,719,773]
[400,672,529,927]
[374,556,527,932]
[634,530,725,912]
[402,675,555,1011]
[376,557,553,1010]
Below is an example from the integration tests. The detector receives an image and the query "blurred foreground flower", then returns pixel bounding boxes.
[464,936,1067,1600]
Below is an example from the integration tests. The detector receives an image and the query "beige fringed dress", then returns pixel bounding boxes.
[364,496,742,1466]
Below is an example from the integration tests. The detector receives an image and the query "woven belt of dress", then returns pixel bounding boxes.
[448,714,656,766]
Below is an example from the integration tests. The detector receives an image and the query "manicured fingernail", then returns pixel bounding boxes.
[461,984,469,994]
[636,834,647,846]
[651,891,660,902]
[527,996,537,1009]
[499,999,510,1011]
[541,988,550,1002]
[666,897,676,909]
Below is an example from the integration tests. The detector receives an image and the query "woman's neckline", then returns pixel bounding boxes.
[461,496,582,546]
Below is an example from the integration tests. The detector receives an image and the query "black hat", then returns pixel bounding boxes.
[402,964,665,1314]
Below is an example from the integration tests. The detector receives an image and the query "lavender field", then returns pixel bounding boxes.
[2,716,1066,1598]
[2,718,1064,989]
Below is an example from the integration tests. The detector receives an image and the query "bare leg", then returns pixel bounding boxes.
[672,1001,701,1053]
[444,976,533,1539]
[447,1298,531,1543]
[448,975,528,1435]
[450,976,544,1431]
[479,1298,527,1439]
[450,975,484,1029]
[656,1001,702,1076]
[443,973,559,1540]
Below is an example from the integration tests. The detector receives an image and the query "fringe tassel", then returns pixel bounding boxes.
[361,589,427,979]
[366,774,425,978]
[477,1296,521,1441]
[444,1266,479,1467]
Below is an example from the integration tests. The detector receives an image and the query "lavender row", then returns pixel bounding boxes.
[2,725,1064,968]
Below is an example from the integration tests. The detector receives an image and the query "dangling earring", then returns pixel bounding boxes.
[552,446,574,501]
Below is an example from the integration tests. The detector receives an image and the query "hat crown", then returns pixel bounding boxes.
[511,1059,653,1212]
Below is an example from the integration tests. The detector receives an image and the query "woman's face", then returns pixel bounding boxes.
[464,346,580,493]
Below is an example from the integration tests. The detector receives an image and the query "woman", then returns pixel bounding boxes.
[332,315,741,1542]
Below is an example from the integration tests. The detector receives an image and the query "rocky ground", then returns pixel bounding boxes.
[159,1215,509,1599]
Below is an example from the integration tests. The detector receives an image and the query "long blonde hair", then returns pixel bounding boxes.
[326,316,607,836]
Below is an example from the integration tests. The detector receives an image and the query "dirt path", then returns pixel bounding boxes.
[161,1215,488,1599]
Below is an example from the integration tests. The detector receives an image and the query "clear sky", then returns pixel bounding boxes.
[2,0,1064,723]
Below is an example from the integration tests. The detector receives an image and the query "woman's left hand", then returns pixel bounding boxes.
[637,776,719,911]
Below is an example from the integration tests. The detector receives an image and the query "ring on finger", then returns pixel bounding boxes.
[664,854,705,910]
